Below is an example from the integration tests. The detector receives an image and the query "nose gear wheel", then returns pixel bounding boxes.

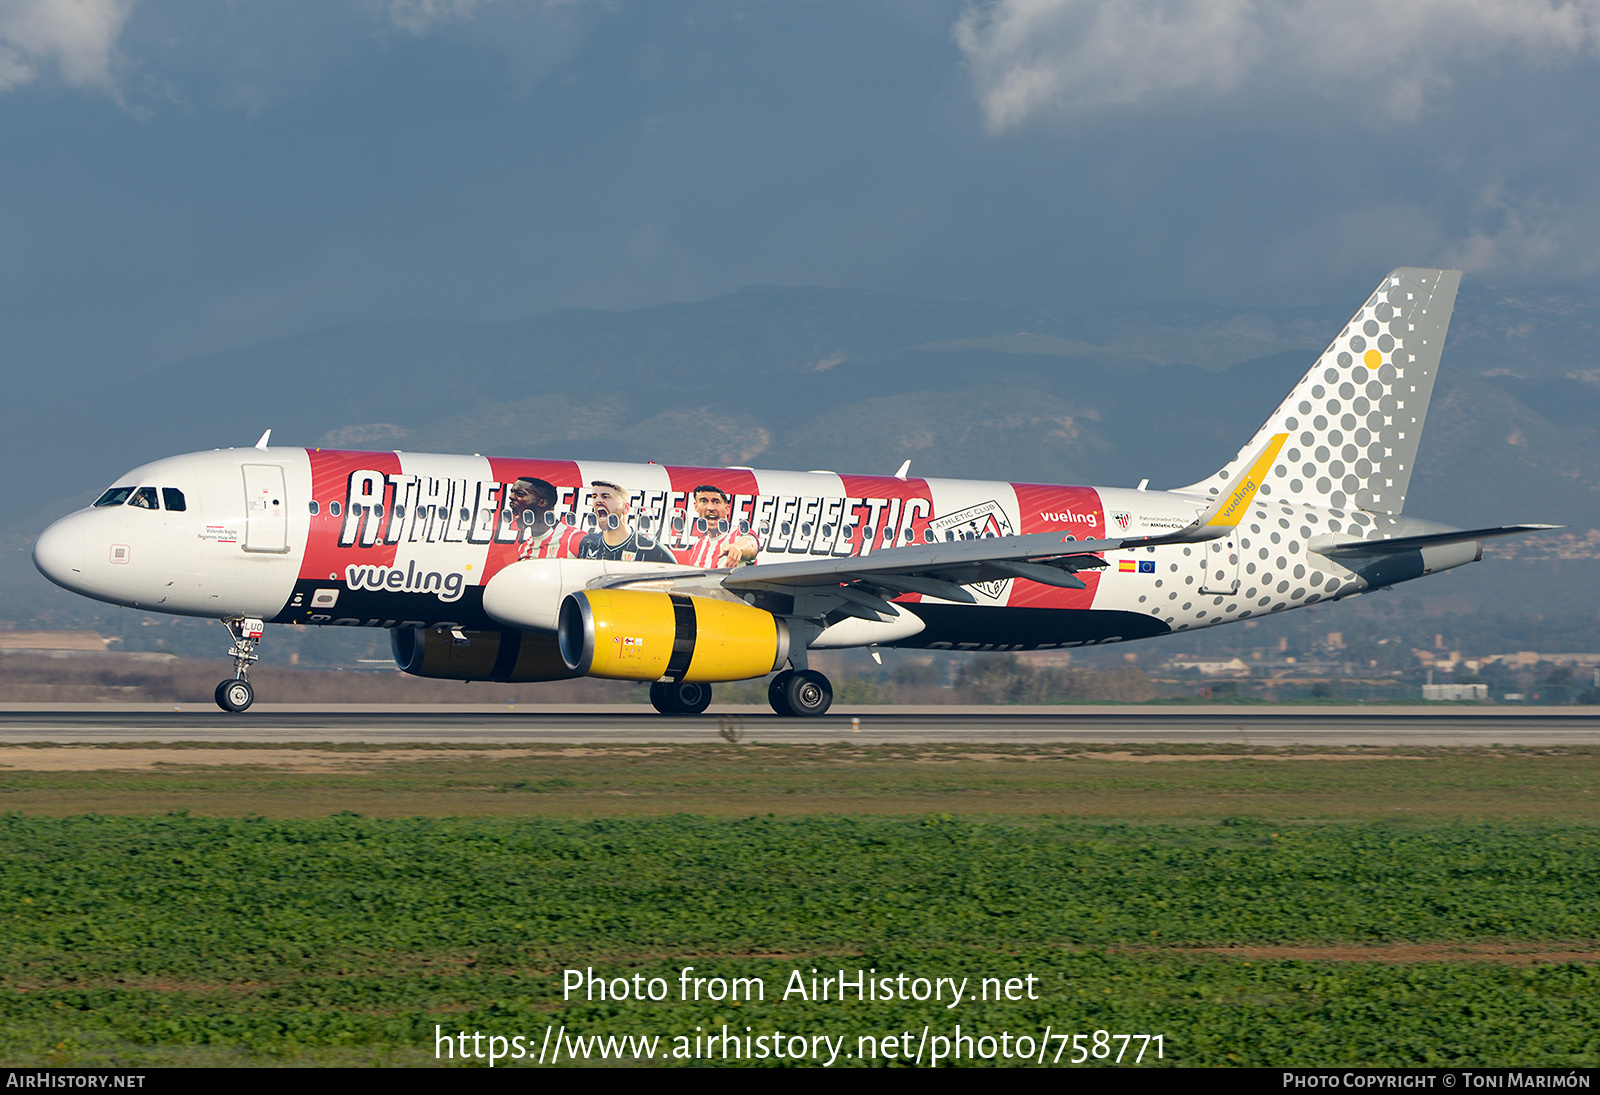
[214,617,264,713]
[216,678,255,712]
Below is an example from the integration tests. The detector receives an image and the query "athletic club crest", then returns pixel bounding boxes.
[929,500,1017,601]
[1112,511,1131,531]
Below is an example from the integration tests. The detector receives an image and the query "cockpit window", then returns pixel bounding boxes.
[128,487,159,510]
[162,488,187,512]
[94,486,134,507]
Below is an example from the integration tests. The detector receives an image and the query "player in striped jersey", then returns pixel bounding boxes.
[681,483,760,569]
[508,477,584,560]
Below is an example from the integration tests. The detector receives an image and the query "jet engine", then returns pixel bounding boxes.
[390,627,578,682]
[558,589,789,682]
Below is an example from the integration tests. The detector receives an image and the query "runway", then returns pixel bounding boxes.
[2,704,1597,746]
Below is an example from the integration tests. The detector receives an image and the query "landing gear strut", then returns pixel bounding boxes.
[650,680,713,715]
[214,617,264,713]
[768,668,832,717]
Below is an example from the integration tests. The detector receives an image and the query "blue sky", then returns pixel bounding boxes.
[4,0,1600,382]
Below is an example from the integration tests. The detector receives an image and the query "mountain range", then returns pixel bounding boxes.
[5,278,1598,629]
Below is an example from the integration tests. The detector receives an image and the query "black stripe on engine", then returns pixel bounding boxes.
[490,629,524,681]
[666,594,697,680]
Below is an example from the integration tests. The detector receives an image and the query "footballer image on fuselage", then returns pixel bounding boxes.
[32,268,1556,716]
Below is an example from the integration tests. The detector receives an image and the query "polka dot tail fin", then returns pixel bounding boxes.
[1178,267,1462,518]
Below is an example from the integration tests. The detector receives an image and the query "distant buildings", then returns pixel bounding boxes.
[1422,683,1489,701]
[0,631,112,653]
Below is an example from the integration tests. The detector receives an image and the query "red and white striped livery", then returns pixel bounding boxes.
[32,269,1554,715]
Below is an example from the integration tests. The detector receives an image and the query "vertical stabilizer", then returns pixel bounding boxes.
[1178,267,1461,515]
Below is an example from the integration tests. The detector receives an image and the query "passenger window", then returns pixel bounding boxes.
[94,487,134,507]
[308,500,320,515]
[129,487,159,510]
[329,501,342,516]
[162,488,187,512]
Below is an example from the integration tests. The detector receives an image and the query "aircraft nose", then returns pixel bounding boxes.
[33,516,87,591]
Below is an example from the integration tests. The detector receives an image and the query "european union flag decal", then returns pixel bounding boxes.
[1137,560,1156,573]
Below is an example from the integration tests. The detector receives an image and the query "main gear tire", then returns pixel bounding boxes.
[780,669,832,718]
[216,678,254,713]
[671,681,713,715]
[649,681,678,714]
[651,680,713,715]
[768,670,796,716]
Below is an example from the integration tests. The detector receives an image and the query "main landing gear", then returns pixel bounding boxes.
[768,668,833,718]
[650,680,714,715]
[214,617,264,713]
[644,668,836,718]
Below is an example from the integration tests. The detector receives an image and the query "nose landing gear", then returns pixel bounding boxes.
[214,617,264,712]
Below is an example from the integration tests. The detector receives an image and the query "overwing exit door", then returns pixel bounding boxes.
[242,464,289,553]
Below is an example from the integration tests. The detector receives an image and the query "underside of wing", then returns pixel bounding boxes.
[1312,524,1559,558]
[720,531,1126,596]
[705,531,1149,623]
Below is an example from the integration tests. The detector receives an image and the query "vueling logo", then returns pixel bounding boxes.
[1206,433,1286,527]
[1219,478,1256,521]
[345,563,466,602]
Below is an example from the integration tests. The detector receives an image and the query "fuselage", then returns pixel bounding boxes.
[32,445,1477,652]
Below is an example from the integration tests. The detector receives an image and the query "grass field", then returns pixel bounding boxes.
[1,743,1597,1067]
[2,741,1597,818]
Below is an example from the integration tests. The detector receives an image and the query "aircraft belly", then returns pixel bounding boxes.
[897,604,1170,650]
[272,579,496,630]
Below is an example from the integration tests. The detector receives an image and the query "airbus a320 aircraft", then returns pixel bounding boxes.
[33,268,1552,715]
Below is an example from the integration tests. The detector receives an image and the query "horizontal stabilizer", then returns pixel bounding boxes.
[1313,524,1559,557]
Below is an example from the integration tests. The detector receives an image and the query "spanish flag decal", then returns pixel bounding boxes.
[1119,559,1137,572]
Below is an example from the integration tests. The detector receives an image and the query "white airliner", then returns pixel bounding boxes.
[33,268,1552,715]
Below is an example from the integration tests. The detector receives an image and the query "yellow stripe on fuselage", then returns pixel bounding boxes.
[1205,433,1288,528]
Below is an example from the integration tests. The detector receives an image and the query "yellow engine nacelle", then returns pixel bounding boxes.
[390,627,579,682]
[558,590,789,682]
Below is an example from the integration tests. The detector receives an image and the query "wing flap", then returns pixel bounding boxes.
[720,531,1131,590]
[988,560,1089,589]
[866,573,978,603]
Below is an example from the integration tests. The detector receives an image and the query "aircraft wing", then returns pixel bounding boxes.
[596,432,1294,615]
[1312,524,1559,558]
[717,531,1131,603]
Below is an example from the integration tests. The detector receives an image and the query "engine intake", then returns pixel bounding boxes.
[559,590,789,682]
[391,627,578,682]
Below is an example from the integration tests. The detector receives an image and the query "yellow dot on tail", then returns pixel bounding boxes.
[1364,349,1382,369]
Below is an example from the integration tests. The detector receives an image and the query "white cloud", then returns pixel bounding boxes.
[374,0,581,37]
[0,0,136,93]
[378,0,493,36]
[955,0,1600,131]
[1445,187,1600,278]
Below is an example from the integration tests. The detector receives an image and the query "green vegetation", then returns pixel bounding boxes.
[2,746,1596,1066]
[1,812,1597,1066]
[2,742,1597,819]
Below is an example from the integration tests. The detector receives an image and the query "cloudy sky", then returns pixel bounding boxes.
[4,0,1600,382]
